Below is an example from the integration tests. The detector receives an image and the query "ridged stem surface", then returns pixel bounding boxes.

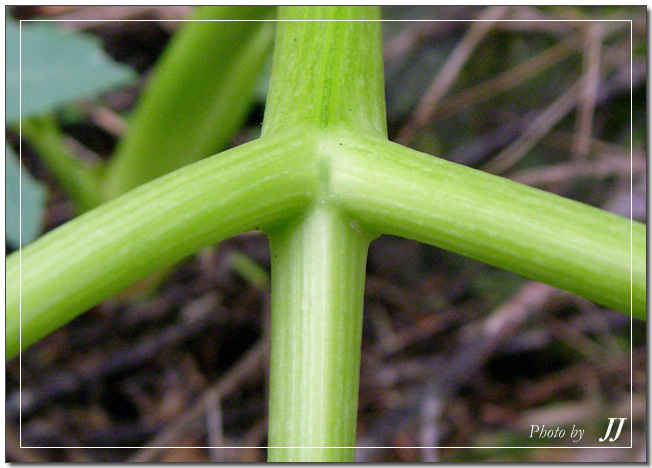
[327,133,646,318]
[262,6,386,138]
[6,135,317,358]
[262,7,385,461]
[267,207,371,462]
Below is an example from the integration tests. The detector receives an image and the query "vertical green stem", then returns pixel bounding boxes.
[267,207,372,461]
[261,7,385,461]
[262,6,386,138]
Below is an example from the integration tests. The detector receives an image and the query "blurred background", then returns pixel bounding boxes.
[6,6,646,462]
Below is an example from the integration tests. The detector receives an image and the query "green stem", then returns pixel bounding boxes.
[104,6,274,199]
[6,134,318,359]
[7,10,644,466]
[267,206,372,462]
[261,7,385,461]
[328,133,646,318]
[262,6,386,138]
[21,115,103,212]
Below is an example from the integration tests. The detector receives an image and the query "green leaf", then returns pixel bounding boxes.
[5,144,47,249]
[6,17,135,123]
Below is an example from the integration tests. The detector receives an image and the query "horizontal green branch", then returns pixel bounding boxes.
[6,134,318,360]
[326,132,645,318]
[8,126,645,360]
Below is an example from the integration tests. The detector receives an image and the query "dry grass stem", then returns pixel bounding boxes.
[206,389,225,462]
[435,35,581,122]
[89,107,127,138]
[543,130,641,159]
[395,5,510,145]
[510,157,643,187]
[573,23,603,158]
[384,22,451,62]
[129,339,268,462]
[483,81,582,174]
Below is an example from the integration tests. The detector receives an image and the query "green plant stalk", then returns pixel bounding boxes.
[327,133,646,318]
[6,134,317,359]
[6,7,646,463]
[267,207,372,461]
[103,6,274,200]
[20,115,103,212]
[9,134,644,356]
[261,7,385,461]
[262,6,386,138]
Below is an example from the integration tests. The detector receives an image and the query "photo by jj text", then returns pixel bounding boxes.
[529,418,627,444]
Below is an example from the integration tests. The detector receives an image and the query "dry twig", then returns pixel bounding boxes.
[434,34,581,122]
[482,80,583,174]
[573,23,603,158]
[395,6,510,145]
[129,339,268,462]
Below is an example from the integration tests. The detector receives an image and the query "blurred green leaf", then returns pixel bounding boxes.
[6,16,135,123]
[6,144,47,248]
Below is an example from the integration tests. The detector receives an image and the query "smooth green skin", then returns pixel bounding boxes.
[6,5,646,462]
